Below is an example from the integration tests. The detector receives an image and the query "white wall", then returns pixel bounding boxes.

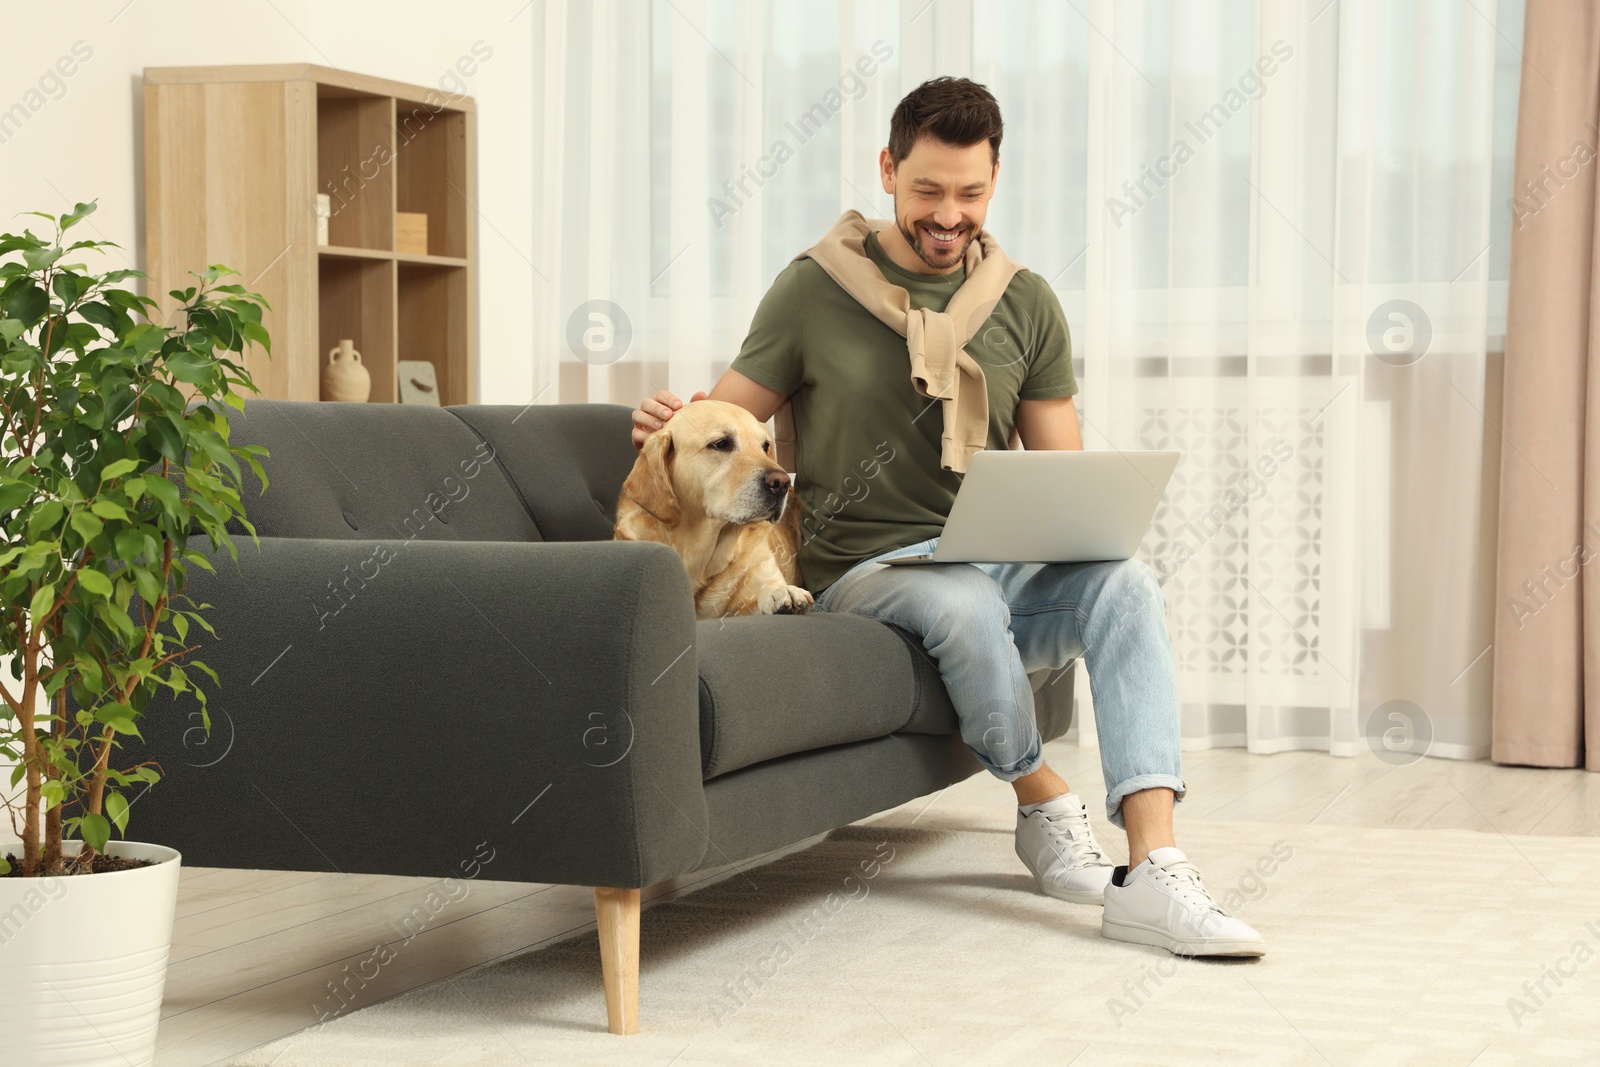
[0,0,539,406]
[0,2,539,841]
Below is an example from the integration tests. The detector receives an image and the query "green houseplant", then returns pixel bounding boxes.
[1,200,271,874]
[0,201,271,1064]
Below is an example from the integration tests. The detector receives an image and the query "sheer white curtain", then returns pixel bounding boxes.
[533,0,1522,761]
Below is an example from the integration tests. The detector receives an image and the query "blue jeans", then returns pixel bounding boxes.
[813,536,1185,829]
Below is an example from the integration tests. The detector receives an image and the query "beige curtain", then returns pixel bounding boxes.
[1495,0,1600,770]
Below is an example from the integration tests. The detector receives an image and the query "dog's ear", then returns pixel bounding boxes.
[621,430,680,525]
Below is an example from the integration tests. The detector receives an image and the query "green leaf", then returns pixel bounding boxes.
[28,583,55,626]
[60,200,98,229]
[126,322,166,358]
[8,284,47,326]
[143,474,180,515]
[27,498,63,540]
[90,499,129,521]
[105,792,130,834]
[51,270,81,305]
[74,652,104,693]
[167,349,218,387]
[79,812,110,851]
[69,509,104,543]
[0,480,33,514]
[143,415,184,464]
[99,457,140,482]
[23,245,63,271]
[77,300,120,333]
[95,598,136,641]
[113,526,149,564]
[75,568,113,597]
[0,318,23,344]
[134,565,163,606]
[96,702,140,737]
[173,611,189,642]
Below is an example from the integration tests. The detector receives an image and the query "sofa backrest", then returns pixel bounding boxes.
[203,399,637,543]
[448,403,639,541]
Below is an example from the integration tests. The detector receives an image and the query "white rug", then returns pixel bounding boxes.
[231,818,1600,1066]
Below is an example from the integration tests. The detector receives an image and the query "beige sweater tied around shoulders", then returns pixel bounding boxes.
[771,210,1025,476]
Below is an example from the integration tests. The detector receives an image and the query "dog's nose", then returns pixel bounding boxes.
[763,469,790,495]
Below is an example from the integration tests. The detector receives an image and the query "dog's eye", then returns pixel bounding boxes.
[762,441,771,453]
[708,438,733,451]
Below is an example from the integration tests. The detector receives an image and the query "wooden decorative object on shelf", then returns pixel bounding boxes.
[396,212,429,255]
[143,64,477,405]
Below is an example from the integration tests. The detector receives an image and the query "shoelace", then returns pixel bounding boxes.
[1037,804,1107,867]
[1149,859,1230,916]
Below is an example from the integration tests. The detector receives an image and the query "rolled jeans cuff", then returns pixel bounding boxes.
[975,737,1046,784]
[1105,773,1186,830]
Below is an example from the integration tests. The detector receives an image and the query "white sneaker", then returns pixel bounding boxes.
[1014,793,1115,905]
[1102,846,1266,957]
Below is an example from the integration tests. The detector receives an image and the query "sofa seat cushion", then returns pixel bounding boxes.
[695,612,958,780]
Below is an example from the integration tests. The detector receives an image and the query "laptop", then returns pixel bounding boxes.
[881,448,1180,565]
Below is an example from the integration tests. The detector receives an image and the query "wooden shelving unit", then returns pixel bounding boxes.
[143,64,478,406]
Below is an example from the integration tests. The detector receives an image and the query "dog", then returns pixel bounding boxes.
[613,399,813,619]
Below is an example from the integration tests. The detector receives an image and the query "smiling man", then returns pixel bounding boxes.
[632,76,1265,958]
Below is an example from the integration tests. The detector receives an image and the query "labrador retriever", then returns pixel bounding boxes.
[614,399,812,618]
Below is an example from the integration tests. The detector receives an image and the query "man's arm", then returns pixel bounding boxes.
[630,370,787,449]
[1016,396,1084,451]
[709,369,786,422]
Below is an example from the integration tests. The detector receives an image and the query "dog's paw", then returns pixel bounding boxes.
[763,584,814,615]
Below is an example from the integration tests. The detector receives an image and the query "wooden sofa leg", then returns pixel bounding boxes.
[594,887,640,1034]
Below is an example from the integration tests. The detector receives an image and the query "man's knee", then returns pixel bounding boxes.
[930,564,1011,622]
[1091,558,1165,624]
[883,564,1011,643]
[826,563,1008,635]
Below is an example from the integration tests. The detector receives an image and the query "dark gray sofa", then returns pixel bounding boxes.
[122,398,1076,1033]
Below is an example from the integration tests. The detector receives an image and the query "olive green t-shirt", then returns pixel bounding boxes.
[729,229,1078,596]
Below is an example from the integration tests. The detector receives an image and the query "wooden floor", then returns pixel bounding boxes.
[155,740,1599,1066]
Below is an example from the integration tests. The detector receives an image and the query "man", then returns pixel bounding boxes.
[631,77,1264,957]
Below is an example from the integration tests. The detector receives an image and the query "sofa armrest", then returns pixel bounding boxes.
[118,536,708,889]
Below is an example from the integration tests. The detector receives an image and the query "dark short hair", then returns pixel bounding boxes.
[887,76,1003,167]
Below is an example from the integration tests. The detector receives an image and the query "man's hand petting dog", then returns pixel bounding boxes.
[616,394,812,619]
[631,389,709,450]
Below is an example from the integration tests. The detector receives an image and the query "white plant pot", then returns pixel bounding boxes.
[0,839,182,1066]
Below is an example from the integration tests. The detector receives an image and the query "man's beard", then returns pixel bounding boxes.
[895,209,978,271]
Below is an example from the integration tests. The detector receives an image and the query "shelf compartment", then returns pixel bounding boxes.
[319,256,397,403]
[394,100,468,259]
[317,88,395,252]
[397,262,468,407]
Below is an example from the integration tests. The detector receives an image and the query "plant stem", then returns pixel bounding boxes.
[42,685,64,875]
[19,621,39,877]
[82,517,174,857]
